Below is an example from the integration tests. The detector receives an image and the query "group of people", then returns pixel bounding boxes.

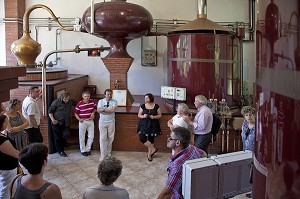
[137,94,256,199]
[1,87,256,199]
[49,88,117,161]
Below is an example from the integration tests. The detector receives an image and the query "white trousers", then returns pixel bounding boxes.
[99,122,115,159]
[79,120,94,153]
[0,168,17,199]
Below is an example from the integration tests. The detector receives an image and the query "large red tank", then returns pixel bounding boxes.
[254,0,300,198]
[167,33,240,107]
[81,0,153,58]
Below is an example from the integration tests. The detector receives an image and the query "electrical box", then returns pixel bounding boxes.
[161,86,176,99]
[175,87,186,101]
[161,86,186,101]
[142,50,156,66]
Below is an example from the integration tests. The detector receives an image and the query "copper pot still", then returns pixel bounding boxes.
[82,0,153,58]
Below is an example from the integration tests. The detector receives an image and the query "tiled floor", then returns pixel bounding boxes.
[44,150,251,199]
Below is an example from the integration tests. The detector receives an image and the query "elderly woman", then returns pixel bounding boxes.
[5,99,29,150]
[167,103,190,130]
[137,93,162,161]
[241,106,256,151]
[83,157,129,199]
[0,114,19,199]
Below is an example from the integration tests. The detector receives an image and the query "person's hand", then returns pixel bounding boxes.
[143,114,148,118]
[149,115,155,119]
[6,127,14,132]
[90,113,95,120]
[38,90,43,99]
[52,119,58,125]
[79,119,84,123]
[182,115,191,123]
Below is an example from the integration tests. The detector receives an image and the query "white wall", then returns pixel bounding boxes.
[0,0,256,96]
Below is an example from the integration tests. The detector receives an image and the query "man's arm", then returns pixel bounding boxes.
[74,113,83,123]
[157,188,173,199]
[29,115,38,128]
[48,100,58,124]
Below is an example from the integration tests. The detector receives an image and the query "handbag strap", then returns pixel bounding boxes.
[10,174,23,199]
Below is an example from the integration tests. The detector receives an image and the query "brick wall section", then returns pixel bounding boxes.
[102,57,134,105]
[91,113,173,153]
[4,0,25,66]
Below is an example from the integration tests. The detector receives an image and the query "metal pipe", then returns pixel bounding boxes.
[248,0,255,40]
[41,46,110,116]
[197,0,207,19]
[91,0,94,34]
[34,26,64,66]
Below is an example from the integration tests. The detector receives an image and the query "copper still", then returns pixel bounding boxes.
[10,4,73,67]
[167,0,240,107]
[81,0,153,58]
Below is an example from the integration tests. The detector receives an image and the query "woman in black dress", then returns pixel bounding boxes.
[137,93,162,161]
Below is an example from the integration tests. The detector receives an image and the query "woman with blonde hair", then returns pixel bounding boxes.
[167,103,190,130]
[5,99,29,150]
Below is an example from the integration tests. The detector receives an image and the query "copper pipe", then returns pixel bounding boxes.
[41,46,110,116]
[23,4,73,33]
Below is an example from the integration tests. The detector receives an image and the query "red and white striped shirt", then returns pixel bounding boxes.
[75,99,96,119]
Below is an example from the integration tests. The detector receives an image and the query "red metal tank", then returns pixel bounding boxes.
[254,0,300,198]
[167,34,240,107]
[82,0,153,58]
[167,0,239,107]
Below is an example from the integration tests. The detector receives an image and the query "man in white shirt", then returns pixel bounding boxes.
[22,86,43,144]
[97,89,117,161]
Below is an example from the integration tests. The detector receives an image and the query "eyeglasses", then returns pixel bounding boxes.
[167,135,178,141]
[11,99,19,105]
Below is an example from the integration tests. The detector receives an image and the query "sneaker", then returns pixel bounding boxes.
[81,152,88,156]
[86,151,91,156]
[59,151,67,157]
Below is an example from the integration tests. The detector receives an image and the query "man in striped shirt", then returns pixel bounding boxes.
[75,91,97,156]
[158,127,207,199]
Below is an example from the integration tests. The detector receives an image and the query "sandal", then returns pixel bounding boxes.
[150,148,158,158]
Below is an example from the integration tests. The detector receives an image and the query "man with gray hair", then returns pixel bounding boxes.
[83,157,129,199]
[48,91,77,157]
[184,95,213,154]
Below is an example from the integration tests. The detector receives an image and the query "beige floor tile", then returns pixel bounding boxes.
[60,184,81,199]
[72,177,99,195]
[128,187,148,199]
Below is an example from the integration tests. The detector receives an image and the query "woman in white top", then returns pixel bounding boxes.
[167,103,190,130]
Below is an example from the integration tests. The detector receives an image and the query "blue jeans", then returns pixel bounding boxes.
[194,133,212,154]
